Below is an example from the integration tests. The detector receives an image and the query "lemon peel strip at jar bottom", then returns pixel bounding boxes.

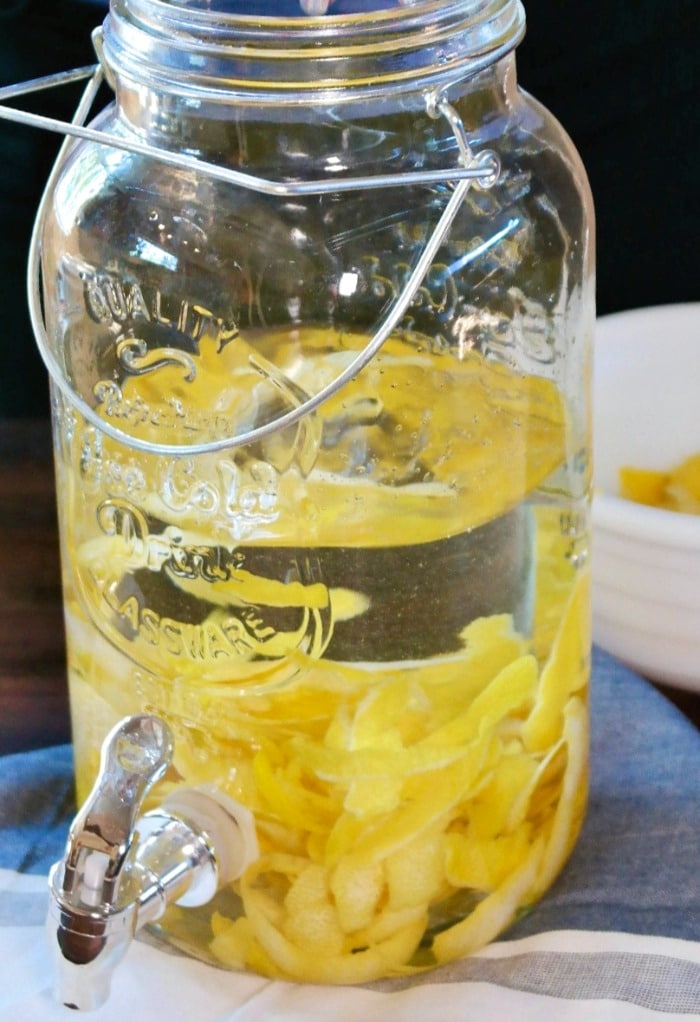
[201,568,589,982]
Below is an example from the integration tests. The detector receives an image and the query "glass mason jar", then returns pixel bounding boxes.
[37,0,594,983]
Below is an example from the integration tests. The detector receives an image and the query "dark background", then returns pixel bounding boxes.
[0,0,697,417]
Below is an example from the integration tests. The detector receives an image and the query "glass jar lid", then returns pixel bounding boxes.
[100,0,526,104]
[167,1,463,12]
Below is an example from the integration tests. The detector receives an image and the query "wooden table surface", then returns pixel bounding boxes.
[0,418,698,757]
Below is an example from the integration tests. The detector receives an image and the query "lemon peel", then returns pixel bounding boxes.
[523,572,590,753]
[114,328,568,545]
[620,454,700,513]
[70,559,589,980]
[432,836,546,963]
[67,329,589,981]
[240,855,427,983]
[531,694,589,898]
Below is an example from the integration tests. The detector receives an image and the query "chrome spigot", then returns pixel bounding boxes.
[47,714,258,1011]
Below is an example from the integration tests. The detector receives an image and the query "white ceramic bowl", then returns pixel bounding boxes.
[592,302,700,692]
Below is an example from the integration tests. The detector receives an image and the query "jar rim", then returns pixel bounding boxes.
[101,0,526,105]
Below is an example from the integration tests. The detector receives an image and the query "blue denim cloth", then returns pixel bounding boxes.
[1,647,698,942]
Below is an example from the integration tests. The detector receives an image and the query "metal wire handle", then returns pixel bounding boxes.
[0,61,500,197]
[2,54,500,456]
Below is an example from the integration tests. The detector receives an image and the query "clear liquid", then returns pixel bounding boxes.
[55,329,590,981]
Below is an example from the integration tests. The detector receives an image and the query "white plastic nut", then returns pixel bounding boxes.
[162,785,259,890]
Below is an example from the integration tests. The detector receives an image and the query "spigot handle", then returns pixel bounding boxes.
[62,715,173,901]
[48,715,260,1010]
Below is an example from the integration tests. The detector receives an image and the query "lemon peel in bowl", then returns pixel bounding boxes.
[619,453,700,514]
